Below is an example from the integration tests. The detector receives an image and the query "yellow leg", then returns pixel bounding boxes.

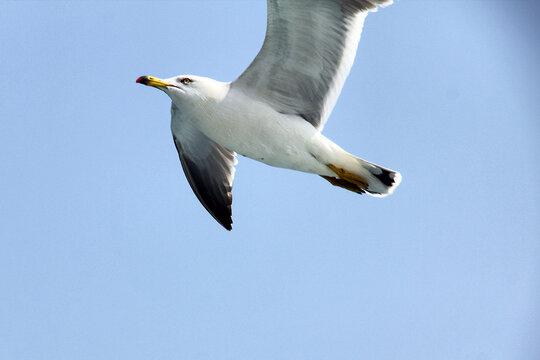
[320,175,365,194]
[326,164,369,189]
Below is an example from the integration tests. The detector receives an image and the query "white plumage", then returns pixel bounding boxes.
[137,0,401,230]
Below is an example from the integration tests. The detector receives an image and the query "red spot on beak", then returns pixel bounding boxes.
[136,76,150,85]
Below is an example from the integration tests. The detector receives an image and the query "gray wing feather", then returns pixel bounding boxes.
[171,105,237,230]
[233,0,392,130]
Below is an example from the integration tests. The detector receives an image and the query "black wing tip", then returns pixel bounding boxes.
[200,198,234,231]
[207,196,233,231]
[173,135,236,232]
[348,0,393,11]
[221,221,233,231]
[215,207,233,231]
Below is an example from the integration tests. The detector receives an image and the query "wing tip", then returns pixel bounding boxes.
[217,214,233,231]
[173,134,237,232]
[205,200,234,231]
[354,0,394,12]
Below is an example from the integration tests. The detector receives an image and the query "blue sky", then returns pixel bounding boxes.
[1,1,539,359]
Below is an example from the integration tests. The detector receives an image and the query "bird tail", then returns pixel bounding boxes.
[322,155,401,197]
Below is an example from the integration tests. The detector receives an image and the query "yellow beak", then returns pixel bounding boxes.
[136,75,172,89]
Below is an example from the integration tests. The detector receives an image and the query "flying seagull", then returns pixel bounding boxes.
[137,0,401,230]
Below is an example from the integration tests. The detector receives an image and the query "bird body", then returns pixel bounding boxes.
[169,78,337,175]
[137,0,401,230]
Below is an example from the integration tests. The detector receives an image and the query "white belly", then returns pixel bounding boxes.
[189,89,341,176]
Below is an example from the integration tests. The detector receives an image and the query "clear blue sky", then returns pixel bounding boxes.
[1,1,539,359]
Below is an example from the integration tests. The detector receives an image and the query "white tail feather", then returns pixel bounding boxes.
[354,157,402,197]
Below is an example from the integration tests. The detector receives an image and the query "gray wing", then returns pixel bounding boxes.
[233,0,392,130]
[171,105,237,231]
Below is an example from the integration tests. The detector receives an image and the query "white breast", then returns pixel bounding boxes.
[189,87,336,175]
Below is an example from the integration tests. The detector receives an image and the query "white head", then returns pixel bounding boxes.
[136,74,229,105]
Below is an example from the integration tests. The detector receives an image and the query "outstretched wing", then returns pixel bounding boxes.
[233,0,392,130]
[171,105,238,230]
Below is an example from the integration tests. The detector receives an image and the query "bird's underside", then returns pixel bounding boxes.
[136,0,400,230]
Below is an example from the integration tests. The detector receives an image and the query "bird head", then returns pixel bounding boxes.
[136,75,229,104]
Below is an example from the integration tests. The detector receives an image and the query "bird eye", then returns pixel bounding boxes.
[181,78,192,85]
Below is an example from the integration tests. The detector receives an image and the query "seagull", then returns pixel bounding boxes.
[137,0,401,230]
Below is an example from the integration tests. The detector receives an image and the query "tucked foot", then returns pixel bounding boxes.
[320,163,370,194]
[329,163,369,186]
[322,160,401,197]
[320,175,365,194]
